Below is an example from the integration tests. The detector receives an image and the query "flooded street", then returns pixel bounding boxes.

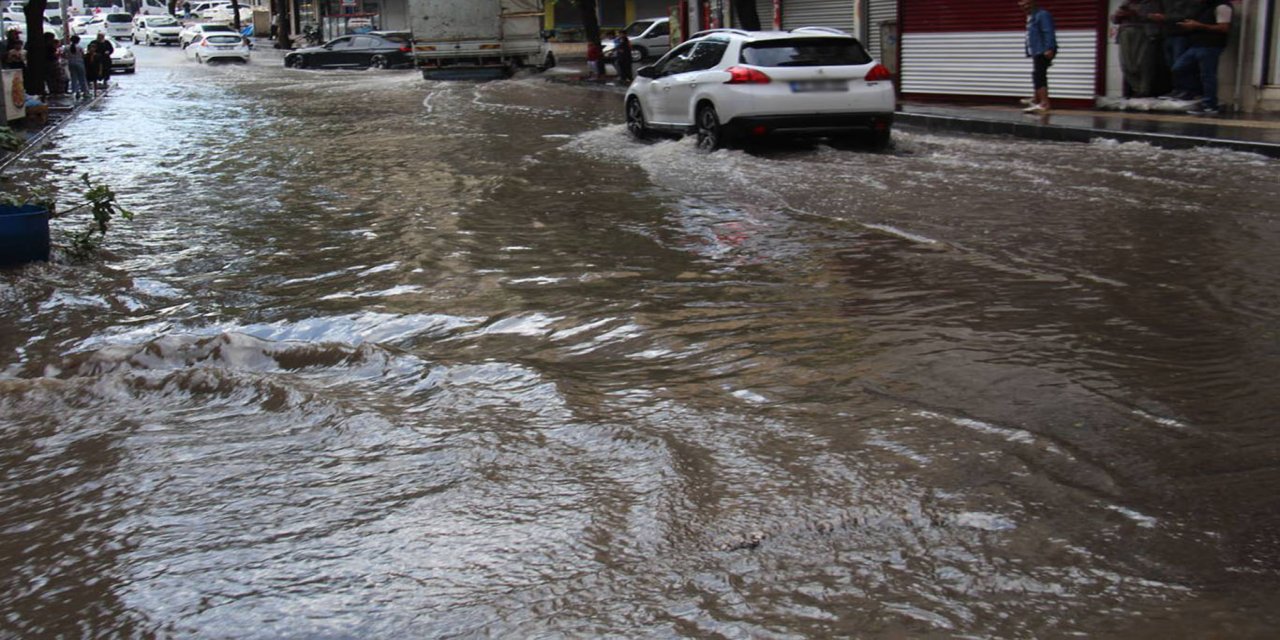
[3,44,1280,637]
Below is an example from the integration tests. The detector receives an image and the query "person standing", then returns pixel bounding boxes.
[1019,0,1057,114]
[86,33,113,93]
[1113,0,1164,98]
[1173,0,1232,115]
[63,35,89,100]
[1150,0,1201,99]
[613,29,633,84]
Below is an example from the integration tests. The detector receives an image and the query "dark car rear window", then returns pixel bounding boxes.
[741,37,872,67]
[106,14,132,23]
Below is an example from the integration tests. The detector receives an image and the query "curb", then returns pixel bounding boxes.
[1,91,109,174]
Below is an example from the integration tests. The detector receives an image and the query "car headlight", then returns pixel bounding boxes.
[123,51,134,59]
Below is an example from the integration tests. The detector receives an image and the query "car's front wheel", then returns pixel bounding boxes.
[625,97,650,140]
[286,55,305,69]
[695,104,724,151]
[370,54,389,70]
[631,46,646,63]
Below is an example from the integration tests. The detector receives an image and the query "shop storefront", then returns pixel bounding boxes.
[898,0,1104,104]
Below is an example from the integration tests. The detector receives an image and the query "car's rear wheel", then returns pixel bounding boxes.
[861,128,891,151]
[695,104,724,151]
[625,97,650,140]
[287,55,305,69]
[370,54,389,69]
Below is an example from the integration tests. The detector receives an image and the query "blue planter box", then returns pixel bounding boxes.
[0,204,51,267]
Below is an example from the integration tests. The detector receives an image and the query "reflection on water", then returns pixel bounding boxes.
[2,46,1279,637]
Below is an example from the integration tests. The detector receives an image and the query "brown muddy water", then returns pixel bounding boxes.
[1,45,1279,638]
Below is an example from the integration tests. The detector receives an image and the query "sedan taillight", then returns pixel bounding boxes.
[865,64,892,82]
[399,46,411,53]
[725,66,771,85]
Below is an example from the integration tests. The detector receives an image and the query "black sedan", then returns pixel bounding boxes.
[284,32,413,70]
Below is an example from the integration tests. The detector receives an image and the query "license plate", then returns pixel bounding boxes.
[215,46,235,50]
[790,80,847,93]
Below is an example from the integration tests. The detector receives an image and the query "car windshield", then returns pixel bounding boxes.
[106,14,132,23]
[206,35,240,44]
[625,21,653,38]
[741,37,872,67]
[149,17,178,26]
[203,25,235,32]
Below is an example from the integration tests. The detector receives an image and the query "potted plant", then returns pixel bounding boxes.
[1,174,132,268]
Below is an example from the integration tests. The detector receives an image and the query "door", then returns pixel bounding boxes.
[323,36,354,66]
[663,39,729,126]
[350,35,376,65]
[646,41,698,124]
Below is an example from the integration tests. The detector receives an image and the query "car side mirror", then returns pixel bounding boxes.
[636,65,659,79]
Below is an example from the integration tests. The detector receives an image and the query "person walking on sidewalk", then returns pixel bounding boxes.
[612,30,633,84]
[1019,0,1057,114]
[1172,0,1232,115]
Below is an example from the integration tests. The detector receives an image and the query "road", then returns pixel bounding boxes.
[1,42,1279,637]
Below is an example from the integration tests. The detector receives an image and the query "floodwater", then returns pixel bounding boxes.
[2,45,1279,638]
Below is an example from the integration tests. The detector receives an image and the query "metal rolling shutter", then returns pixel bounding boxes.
[898,0,1101,100]
[900,30,1097,99]
[755,0,776,29]
[781,0,856,34]
[865,0,897,61]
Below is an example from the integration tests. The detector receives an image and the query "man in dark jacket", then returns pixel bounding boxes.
[1171,0,1231,115]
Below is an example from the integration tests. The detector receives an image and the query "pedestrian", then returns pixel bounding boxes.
[63,35,89,100]
[44,32,66,96]
[3,29,23,70]
[1018,0,1057,114]
[586,38,603,80]
[1150,0,1201,100]
[1112,0,1164,98]
[613,29,633,84]
[1172,0,1232,115]
[183,1,191,19]
[86,32,113,92]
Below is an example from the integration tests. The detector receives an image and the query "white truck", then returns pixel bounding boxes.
[407,0,555,80]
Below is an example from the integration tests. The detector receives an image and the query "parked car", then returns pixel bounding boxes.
[79,12,132,40]
[108,37,134,72]
[283,32,412,70]
[189,0,230,19]
[179,21,236,48]
[207,4,252,25]
[604,16,670,63]
[133,14,181,45]
[623,28,896,150]
[188,32,249,63]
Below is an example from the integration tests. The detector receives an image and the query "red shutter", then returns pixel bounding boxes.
[901,0,1101,33]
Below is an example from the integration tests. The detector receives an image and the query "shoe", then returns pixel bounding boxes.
[1186,104,1219,116]
[1022,103,1049,114]
[1019,97,1036,106]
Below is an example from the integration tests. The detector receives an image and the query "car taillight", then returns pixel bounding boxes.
[725,66,771,84]
[865,64,892,82]
[399,45,411,53]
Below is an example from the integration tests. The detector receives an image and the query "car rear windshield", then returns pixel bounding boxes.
[740,38,872,67]
[206,35,241,44]
[204,25,235,31]
[106,14,133,23]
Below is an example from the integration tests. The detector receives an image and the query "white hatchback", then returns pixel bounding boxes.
[624,28,896,150]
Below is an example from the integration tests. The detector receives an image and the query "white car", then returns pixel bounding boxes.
[605,16,671,63]
[624,28,896,150]
[190,1,231,19]
[133,14,181,45]
[208,4,252,25]
[108,37,134,72]
[79,12,132,40]
[179,21,236,48]
[189,32,249,63]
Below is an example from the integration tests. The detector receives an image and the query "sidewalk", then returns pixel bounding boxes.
[1,91,109,173]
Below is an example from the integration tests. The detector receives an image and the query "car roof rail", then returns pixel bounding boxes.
[688,28,752,40]
[791,26,851,36]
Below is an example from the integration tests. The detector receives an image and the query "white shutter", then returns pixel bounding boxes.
[901,30,1097,99]
[781,0,855,34]
[755,0,776,29]
[865,0,896,61]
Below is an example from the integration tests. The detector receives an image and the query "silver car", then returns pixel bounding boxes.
[604,17,671,63]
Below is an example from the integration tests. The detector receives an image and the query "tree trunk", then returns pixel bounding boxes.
[274,0,291,50]
[23,0,49,97]
[231,0,242,33]
[732,0,762,31]
[576,0,601,49]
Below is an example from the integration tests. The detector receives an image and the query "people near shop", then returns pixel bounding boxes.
[612,30,633,84]
[1018,0,1057,114]
[3,29,23,70]
[86,32,114,92]
[183,2,192,19]
[1150,0,1201,99]
[63,35,89,100]
[1112,0,1165,98]
[1172,0,1232,115]
[43,32,65,96]
[585,39,603,80]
